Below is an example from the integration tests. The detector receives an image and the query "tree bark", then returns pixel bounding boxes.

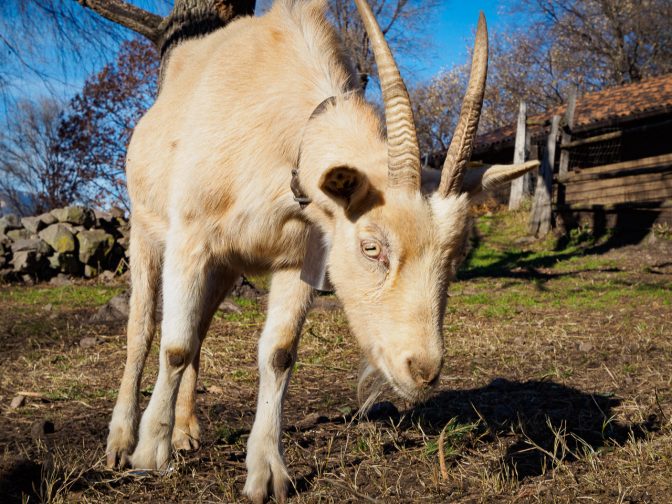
[158,0,256,59]
[76,0,256,61]
[76,1,163,43]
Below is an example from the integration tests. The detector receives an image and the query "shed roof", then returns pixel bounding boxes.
[474,73,672,153]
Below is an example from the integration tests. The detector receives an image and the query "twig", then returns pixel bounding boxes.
[438,424,449,481]
[17,391,45,398]
[654,388,668,422]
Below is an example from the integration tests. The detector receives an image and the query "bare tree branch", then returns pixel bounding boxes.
[75,0,163,44]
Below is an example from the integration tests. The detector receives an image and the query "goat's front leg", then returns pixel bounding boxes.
[244,269,314,504]
[130,234,211,470]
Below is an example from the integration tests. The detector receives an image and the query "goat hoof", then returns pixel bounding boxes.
[106,447,131,469]
[172,416,201,451]
[130,438,171,471]
[243,452,289,503]
[106,424,136,469]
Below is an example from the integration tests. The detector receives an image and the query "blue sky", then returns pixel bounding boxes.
[2,0,514,115]
[401,1,507,81]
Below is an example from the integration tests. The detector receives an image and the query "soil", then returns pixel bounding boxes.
[0,236,670,503]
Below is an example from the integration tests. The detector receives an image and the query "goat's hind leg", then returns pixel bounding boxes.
[172,267,237,451]
[130,231,215,470]
[244,269,314,504]
[106,225,161,468]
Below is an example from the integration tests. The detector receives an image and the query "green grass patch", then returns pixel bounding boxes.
[0,284,124,309]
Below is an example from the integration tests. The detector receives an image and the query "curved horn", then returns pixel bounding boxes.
[438,12,488,197]
[353,0,421,192]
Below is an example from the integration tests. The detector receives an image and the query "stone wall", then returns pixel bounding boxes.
[0,206,129,282]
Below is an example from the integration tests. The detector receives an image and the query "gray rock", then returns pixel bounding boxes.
[110,207,126,219]
[231,276,263,299]
[50,206,95,227]
[97,270,117,283]
[39,224,76,254]
[84,264,98,278]
[6,228,33,241]
[48,252,81,275]
[38,212,57,227]
[11,250,40,272]
[20,216,40,234]
[218,299,242,314]
[0,234,9,255]
[20,215,53,234]
[0,214,22,234]
[10,395,26,409]
[49,273,73,286]
[94,209,114,228]
[90,291,130,323]
[11,238,51,255]
[77,229,114,265]
[79,336,102,348]
[24,275,39,286]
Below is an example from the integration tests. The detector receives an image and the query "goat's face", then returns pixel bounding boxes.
[329,190,470,401]
[297,1,538,402]
[299,104,472,401]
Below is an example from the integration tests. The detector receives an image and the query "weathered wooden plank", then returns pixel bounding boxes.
[559,131,623,150]
[560,117,672,152]
[559,153,672,182]
[509,101,528,210]
[557,199,672,212]
[558,90,577,179]
[565,171,672,196]
[559,164,672,184]
[566,187,672,206]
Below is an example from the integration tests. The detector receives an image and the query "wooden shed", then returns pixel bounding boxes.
[471,74,672,236]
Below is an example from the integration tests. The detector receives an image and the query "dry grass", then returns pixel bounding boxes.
[1,209,671,503]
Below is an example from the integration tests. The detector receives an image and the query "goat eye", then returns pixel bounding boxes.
[361,240,382,259]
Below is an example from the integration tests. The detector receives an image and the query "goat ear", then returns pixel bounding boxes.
[461,161,540,195]
[318,165,370,208]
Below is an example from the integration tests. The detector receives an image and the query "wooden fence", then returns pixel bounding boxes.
[511,95,672,236]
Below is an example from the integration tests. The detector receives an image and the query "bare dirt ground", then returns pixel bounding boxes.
[0,210,671,503]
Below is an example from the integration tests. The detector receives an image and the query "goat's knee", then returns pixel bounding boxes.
[271,347,294,375]
[164,346,193,372]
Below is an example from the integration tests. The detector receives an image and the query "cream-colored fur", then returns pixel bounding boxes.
[106,1,534,502]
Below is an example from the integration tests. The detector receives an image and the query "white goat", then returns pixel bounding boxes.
[105,0,538,502]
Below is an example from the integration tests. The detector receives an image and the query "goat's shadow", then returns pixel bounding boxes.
[400,378,661,480]
[292,378,661,493]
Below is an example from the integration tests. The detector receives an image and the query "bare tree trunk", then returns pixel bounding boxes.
[159,0,255,59]
[76,0,256,65]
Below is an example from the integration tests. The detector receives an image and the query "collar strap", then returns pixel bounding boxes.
[291,169,312,209]
[291,96,339,209]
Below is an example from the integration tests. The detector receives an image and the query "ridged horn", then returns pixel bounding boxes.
[438,12,489,197]
[353,0,421,192]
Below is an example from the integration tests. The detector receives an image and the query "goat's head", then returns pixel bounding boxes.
[298,0,538,402]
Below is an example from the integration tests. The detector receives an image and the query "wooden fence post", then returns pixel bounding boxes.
[529,115,561,237]
[557,90,577,209]
[509,101,529,210]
